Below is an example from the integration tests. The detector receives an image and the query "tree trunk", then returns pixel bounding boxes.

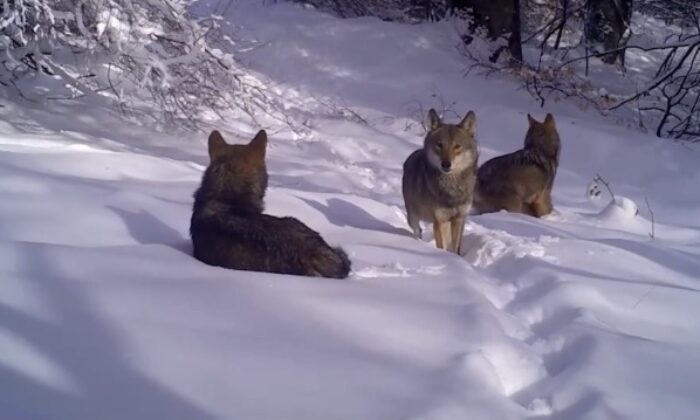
[451,0,523,63]
[509,0,523,63]
[407,0,449,21]
[585,0,633,66]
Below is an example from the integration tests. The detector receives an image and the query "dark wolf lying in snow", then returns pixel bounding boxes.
[190,129,351,278]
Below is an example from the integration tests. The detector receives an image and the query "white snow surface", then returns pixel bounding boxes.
[2,1,700,419]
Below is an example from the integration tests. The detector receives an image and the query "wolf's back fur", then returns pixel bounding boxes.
[473,114,560,217]
[402,109,478,253]
[190,130,351,279]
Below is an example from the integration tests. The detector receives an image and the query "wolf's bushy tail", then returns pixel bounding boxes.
[310,246,351,279]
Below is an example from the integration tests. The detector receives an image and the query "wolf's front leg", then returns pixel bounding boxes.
[450,215,466,255]
[433,219,451,251]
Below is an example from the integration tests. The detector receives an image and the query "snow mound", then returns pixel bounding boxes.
[579,195,657,238]
[599,196,640,221]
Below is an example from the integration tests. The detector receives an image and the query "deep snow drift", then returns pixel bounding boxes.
[1,1,699,419]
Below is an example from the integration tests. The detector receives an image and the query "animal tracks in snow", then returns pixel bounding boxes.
[353,262,446,279]
[350,198,655,419]
[461,224,559,268]
[455,221,606,418]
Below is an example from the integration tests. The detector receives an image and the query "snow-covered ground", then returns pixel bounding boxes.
[2,1,700,419]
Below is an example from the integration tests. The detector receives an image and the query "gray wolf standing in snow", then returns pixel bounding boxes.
[473,113,561,217]
[402,109,478,254]
[190,129,351,278]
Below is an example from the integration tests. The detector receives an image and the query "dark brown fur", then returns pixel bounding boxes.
[473,113,560,217]
[190,130,351,278]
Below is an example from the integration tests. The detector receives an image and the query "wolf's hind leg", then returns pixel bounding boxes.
[521,202,538,217]
[501,196,526,214]
[530,191,553,217]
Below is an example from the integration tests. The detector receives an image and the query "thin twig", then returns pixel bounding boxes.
[644,196,655,239]
[594,173,615,200]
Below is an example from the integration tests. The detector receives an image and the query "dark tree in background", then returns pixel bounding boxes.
[585,0,633,66]
[412,0,449,20]
[452,0,523,62]
[293,0,523,61]
[287,0,450,21]
[288,0,700,141]
[289,0,638,68]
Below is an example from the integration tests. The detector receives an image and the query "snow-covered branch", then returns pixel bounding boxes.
[0,0,269,128]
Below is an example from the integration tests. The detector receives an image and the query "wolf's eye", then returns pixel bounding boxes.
[435,142,443,150]
[453,144,462,151]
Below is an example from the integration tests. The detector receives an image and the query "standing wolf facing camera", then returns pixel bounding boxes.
[473,113,561,217]
[190,129,351,278]
[402,109,478,254]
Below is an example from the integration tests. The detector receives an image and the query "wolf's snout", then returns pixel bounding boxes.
[441,161,452,172]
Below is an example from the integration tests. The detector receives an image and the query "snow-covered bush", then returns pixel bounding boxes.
[491,0,700,142]
[0,0,249,127]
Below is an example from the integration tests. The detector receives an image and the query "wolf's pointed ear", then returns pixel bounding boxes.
[208,130,227,161]
[544,113,556,128]
[459,110,476,135]
[427,109,441,131]
[527,114,537,127]
[247,129,268,162]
